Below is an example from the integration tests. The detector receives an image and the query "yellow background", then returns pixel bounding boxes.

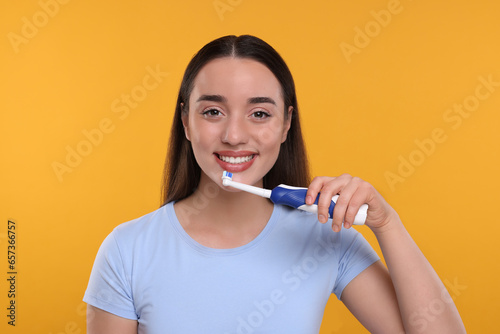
[1,0,499,332]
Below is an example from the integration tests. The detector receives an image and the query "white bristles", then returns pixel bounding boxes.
[222,171,233,186]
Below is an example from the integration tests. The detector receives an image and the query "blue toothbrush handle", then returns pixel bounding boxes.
[269,185,367,225]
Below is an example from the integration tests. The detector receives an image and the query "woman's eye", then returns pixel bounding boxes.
[202,109,222,117]
[252,111,270,119]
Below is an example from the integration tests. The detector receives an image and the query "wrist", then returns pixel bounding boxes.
[369,211,404,237]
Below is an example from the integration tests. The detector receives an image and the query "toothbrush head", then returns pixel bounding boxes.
[222,171,233,186]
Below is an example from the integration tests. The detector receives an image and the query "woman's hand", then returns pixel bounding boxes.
[305,174,399,232]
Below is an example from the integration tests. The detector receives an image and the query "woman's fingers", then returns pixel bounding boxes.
[343,180,372,229]
[307,174,376,231]
[307,174,350,227]
[305,176,335,224]
[328,175,362,231]
[305,176,334,206]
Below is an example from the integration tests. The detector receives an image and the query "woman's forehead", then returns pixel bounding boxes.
[191,57,283,103]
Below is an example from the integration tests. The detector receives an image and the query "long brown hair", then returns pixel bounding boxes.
[161,35,310,205]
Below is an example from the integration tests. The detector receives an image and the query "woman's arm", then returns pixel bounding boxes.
[306,174,466,333]
[341,217,466,333]
[87,305,138,334]
[341,260,405,333]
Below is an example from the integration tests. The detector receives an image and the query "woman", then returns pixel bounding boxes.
[84,35,466,333]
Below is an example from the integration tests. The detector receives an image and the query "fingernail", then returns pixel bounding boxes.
[332,224,340,232]
[306,195,313,204]
[319,214,326,223]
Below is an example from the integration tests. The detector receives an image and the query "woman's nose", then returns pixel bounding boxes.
[222,116,249,145]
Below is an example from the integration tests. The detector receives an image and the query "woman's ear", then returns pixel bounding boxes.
[281,106,293,143]
[180,103,191,141]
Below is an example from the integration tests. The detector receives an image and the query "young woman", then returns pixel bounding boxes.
[84,35,466,333]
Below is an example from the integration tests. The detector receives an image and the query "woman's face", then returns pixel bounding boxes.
[182,57,291,188]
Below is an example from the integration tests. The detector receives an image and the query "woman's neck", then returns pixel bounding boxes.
[173,176,274,248]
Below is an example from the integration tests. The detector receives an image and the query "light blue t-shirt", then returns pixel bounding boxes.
[84,202,379,333]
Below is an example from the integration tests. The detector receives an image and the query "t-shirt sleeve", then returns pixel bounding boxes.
[83,230,138,320]
[332,227,380,300]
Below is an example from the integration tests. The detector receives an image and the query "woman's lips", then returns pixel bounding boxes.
[214,151,257,172]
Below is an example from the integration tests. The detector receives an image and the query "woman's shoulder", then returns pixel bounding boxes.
[111,203,172,242]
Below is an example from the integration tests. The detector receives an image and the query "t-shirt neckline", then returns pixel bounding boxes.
[166,201,281,256]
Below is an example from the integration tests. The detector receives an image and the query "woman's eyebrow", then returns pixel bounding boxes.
[196,94,226,103]
[248,97,276,105]
[196,95,276,105]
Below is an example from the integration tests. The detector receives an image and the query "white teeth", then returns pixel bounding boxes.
[219,155,253,164]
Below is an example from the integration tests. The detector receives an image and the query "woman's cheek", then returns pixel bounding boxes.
[255,122,285,145]
[194,122,220,143]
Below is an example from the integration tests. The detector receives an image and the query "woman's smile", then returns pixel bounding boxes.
[214,150,257,173]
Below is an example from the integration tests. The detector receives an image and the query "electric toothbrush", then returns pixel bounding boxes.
[221,171,367,225]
